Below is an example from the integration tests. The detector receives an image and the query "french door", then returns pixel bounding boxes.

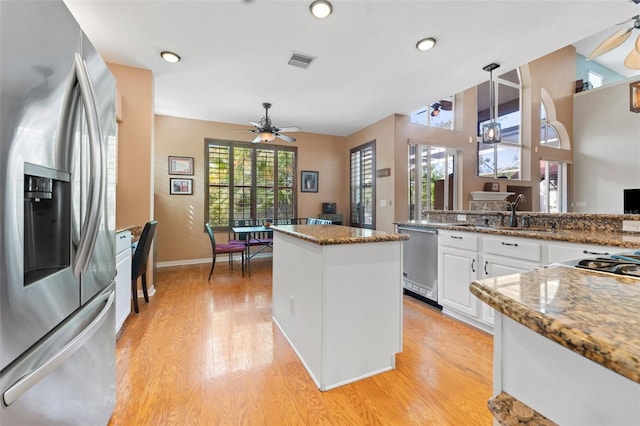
[350,141,375,229]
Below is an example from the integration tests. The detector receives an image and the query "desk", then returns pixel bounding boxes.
[231,226,273,276]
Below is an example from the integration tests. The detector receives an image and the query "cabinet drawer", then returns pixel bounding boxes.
[439,231,478,251]
[547,243,622,264]
[483,236,541,262]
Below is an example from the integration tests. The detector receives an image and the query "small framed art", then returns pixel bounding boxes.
[170,178,193,195]
[168,156,194,175]
[301,170,318,193]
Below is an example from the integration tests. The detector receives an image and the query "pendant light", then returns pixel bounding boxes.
[482,63,501,144]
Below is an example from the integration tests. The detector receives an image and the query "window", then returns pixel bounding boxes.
[540,102,560,148]
[409,145,457,219]
[587,70,603,89]
[477,68,521,179]
[206,139,296,228]
[350,141,375,229]
[539,160,567,213]
[409,98,454,130]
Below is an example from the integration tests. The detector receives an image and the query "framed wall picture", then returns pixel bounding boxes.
[301,170,318,193]
[168,156,194,175]
[170,178,193,195]
[631,81,640,113]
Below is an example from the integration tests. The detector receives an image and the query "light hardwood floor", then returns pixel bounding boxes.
[109,258,493,425]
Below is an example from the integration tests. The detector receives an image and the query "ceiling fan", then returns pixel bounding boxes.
[587,15,640,69]
[244,102,301,143]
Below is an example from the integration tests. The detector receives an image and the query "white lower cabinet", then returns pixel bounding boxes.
[438,231,542,333]
[439,247,479,317]
[479,254,540,326]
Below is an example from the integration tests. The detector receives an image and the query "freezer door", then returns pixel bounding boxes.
[0,285,116,425]
[0,0,83,371]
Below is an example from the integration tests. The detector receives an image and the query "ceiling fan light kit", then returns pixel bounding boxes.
[482,63,501,144]
[241,102,301,144]
[310,0,332,19]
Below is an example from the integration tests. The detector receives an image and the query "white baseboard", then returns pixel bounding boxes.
[157,252,272,269]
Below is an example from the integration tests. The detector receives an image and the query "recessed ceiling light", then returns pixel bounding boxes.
[310,0,332,19]
[160,51,181,63]
[416,37,437,52]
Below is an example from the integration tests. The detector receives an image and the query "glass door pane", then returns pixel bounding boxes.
[350,141,375,228]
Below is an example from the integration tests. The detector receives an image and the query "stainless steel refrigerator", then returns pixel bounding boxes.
[0,1,117,424]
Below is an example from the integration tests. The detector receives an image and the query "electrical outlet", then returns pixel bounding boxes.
[289,295,295,314]
[456,214,467,222]
[623,220,640,233]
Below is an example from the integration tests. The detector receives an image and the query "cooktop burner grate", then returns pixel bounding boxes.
[575,255,640,277]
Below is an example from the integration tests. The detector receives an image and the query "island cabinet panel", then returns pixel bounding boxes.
[495,314,640,425]
[271,230,403,391]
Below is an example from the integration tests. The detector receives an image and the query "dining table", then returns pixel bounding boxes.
[231,225,273,276]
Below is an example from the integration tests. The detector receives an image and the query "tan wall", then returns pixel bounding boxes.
[344,115,397,232]
[154,115,346,263]
[107,63,154,229]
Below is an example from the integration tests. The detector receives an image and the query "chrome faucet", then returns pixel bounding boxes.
[508,194,525,227]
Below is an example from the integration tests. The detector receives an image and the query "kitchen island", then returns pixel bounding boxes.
[270,224,408,391]
[470,265,640,424]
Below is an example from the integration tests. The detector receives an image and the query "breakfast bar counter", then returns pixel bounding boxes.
[270,225,408,391]
[470,265,640,424]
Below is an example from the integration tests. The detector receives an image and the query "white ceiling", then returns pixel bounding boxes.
[63,0,640,137]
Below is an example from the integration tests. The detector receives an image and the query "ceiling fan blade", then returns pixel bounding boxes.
[275,133,296,143]
[249,121,261,127]
[252,136,262,143]
[616,15,639,26]
[587,27,633,59]
[276,126,301,132]
[624,47,640,69]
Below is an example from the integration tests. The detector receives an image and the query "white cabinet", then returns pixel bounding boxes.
[439,247,479,316]
[438,231,487,331]
[438,231,543,333]
[479,254,540,326]
[115,230,132,333]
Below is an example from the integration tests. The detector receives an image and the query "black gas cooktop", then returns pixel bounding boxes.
[574,253,640,278]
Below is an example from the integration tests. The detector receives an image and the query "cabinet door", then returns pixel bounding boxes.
[479,255,539,325]
[438,247,479,316]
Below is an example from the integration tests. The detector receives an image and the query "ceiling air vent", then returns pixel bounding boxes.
[287,52,316,69]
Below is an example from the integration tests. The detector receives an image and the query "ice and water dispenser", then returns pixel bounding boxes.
[23,163,71,285]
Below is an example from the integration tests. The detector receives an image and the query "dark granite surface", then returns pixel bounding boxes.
[270,224,408,245]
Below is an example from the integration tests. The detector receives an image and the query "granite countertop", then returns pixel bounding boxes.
[395,221,640,249]
[116,225,143,243]
[270,224,409,245]
[469,265,640,384]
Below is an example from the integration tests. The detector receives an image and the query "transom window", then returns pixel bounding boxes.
[540,102,560,148]
[206,139,296,228]
[477,68,521,179]
[409,97,454,130]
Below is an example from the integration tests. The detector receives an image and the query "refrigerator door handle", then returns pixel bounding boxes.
[2,290,115,407]
[72,52,104,277]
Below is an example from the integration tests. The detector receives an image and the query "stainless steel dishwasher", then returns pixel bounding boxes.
[397,225,440,308]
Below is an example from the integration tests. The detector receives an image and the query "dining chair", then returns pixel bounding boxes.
[206,222,245,281]
[228,219,255,245]
[131,220,158,314]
